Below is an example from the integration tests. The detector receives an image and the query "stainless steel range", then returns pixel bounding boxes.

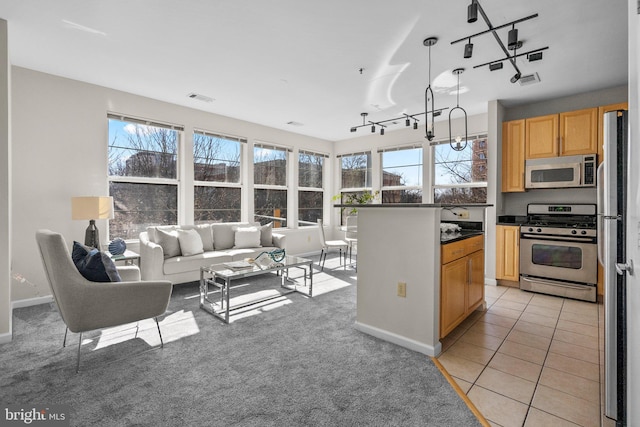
[519,203,597,302]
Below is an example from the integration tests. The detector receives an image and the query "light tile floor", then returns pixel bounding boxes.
[438,285,615,427]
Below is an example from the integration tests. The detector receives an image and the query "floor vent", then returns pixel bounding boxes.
[187,92,214,103]
[519,72,541,86]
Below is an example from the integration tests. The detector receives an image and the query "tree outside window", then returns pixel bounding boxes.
[254,144,288,227]
[193,131,242,223]
[433,136,488,204]
[108,116,179,239]
[381,147,423,204]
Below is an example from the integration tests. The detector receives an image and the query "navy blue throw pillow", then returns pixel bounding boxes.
[72,241,121,282]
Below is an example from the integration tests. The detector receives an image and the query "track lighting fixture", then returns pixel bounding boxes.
[448,68,468,152]
[528,51,543,61]
[413,120,418,130]
[510,73,521,83]
[467,0,478,23]
[464,38,473,59]
[452,0,547,84]
[405,116,411,127]
[371,124,375,133]
[380,127,385,135]
[507,25,520,50]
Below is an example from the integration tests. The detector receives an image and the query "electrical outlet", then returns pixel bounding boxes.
[458,210,469,219]
[397,282,406,297]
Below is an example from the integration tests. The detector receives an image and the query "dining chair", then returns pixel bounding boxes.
[316,218,348,271]
[344,215,358,265]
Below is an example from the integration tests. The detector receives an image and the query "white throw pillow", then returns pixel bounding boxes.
[178,229,204,256]
[234,226,261,249]
[156,229,181,258]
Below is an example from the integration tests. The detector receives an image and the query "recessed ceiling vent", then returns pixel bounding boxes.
[286,121,304,126]
[187,92,214,103]
[518,72,541,86]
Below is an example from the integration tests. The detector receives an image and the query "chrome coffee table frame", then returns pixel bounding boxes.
[199,255,313,323]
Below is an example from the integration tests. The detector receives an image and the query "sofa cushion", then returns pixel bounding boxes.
[178,229,204,256]
[71,241,121,282]
[146,225,177,244]
[194,224,214,251]
[213,222,249,250]
[234,226,261,248]
[156,229,181,258]
[163,251,232,276]
[259,222,273,247]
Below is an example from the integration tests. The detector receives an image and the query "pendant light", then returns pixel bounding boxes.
[448,68,468,152]
[423,37,437,141]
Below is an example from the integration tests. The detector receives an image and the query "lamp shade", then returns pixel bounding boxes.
[71,196,114,220]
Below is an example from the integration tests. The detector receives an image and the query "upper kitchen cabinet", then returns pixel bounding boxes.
[525,108,598,159]
[598,102,628,165]
[502,120,526,192]
[559,107,598,156]
[525,114,559,158]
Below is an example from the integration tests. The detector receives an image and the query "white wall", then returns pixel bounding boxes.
[626,1,639,424]
[9,66,332,303]
[0,19,11,343]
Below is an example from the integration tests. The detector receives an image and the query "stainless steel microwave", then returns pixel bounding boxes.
[525,154,597,189]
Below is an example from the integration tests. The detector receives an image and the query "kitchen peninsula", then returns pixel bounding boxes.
[335,203,492,357]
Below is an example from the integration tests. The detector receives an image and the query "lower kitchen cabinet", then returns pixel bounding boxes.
[496,225,520,282]
[440,235,485,338]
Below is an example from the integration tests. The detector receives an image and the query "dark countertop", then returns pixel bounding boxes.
[334,203,493,209]
[440,230,484,244]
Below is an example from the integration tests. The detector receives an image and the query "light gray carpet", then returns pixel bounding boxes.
[1,255,481,426]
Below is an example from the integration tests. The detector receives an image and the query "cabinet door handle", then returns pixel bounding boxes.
[468,258,473,285]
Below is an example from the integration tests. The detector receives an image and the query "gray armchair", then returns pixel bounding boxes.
[35,229,173,372]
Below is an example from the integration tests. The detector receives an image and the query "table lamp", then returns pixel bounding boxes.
[71,196,114,249]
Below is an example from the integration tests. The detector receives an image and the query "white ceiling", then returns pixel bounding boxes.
[0,0,628,141]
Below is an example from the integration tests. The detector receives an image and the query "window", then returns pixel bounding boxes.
[298,150,325,227]
[433,135,488,204]
[108,114,181,239]
[380,145,423,204]
[254,143,289,227]
[338,151,372,224]
[193,130,243,223]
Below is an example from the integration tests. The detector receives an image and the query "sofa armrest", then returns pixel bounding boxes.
[272,233,286,250]
[139,231,165,281]
[116,265,141,282]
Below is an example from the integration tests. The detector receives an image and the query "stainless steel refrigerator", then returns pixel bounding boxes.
[597,109,629,424]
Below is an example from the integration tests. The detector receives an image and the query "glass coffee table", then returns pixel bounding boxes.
[199,255,313,323]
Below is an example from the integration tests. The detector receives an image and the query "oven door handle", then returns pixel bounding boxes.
[520,234,596,243]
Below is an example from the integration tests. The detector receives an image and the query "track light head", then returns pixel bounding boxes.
[380,128,385,135]
[467,0,478,23]
[489,62,504,71]
[350,127,357,133]
[510,72,521,83]
[405,118,410,127]
[508,27,519,50]
[413,121,418,130]
[528,51,543,62]
[464,39,474,59]
[371,125,375,133]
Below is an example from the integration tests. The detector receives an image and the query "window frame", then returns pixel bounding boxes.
[107,113,182,240]
[431,133,488,203]
[193,129,245,223]
[298,149,327,227]
[379,144,423,204]
[253,142,291,228]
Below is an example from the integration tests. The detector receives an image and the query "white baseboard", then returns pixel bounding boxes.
[12,295,54,309]
[485,278,497,286]
[0,331,12,344]
[354,321,442,357]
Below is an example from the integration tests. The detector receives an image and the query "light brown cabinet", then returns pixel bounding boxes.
[440,235,485,338]
[496,225,520,282]
[502,120,526,192]
[524,108,598,159]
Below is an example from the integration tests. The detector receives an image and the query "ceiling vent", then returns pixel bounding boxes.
[187,92,214,103]
[286,121,304,126]
[518,72,541,86]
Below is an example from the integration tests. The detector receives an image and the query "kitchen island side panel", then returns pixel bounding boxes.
[355,207,441,355]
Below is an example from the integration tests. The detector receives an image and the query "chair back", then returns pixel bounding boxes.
[316,218,327,247]
[35,229,87,329]
[345,215,358,240]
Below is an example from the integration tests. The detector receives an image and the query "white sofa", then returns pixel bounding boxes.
[139,222,286,284]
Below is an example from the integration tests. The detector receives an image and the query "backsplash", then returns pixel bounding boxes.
[501,187,597,216]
